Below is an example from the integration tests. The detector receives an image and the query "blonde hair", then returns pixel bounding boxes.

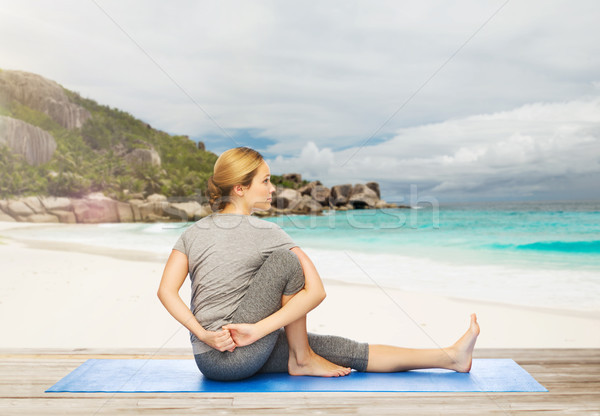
[207,147,264,211]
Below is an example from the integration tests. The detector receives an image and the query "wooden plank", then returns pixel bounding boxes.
[0,349,598,416]
[0,348,192,357]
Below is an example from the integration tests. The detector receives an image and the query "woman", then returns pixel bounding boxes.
[158,147,480,381]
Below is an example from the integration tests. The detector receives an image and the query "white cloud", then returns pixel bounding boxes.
[3,0,600,150]
[2,0,600,200]
[268,97,600,201]
[270,141,335,180]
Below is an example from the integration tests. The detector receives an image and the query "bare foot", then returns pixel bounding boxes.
[288,349,351,377]
[446,313,480,372]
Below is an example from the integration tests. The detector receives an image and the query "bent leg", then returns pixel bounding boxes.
[279,294,352,377]
[195,249,305,381]
[233,249,305,324]
[233,248,351,377]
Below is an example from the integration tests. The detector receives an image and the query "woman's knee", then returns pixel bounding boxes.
[268,248,300,266]
[267,248,304,295]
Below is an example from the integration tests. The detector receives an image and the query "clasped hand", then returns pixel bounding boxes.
[222,323,262,347]
[203,323,261,352]
[202,328,237,352]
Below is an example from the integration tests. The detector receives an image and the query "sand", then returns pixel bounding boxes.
[0,222,598,351]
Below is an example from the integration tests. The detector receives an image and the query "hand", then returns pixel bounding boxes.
[222,323,262,347]
[201,329,236,352]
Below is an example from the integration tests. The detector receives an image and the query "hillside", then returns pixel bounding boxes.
[0,69,218,201]
[0,69,395,223]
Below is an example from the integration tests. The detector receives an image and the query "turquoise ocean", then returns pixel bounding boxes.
[4,200,599,313]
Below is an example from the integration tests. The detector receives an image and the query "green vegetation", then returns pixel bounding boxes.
[1,89,219,200]
[0,145,48,196]
[270,176,309,189]
[0,82,307,201]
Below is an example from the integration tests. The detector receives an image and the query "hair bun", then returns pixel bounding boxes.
[206,176,223,211]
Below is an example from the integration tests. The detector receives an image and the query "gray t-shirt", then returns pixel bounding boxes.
[173,213,298,354]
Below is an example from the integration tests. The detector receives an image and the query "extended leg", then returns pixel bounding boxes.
[259,314,478,375]
[367,314,480,372]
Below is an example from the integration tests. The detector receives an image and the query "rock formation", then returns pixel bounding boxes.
[311,185,330,206]
[124,147,161,167]
[330,184,353,207]
[297,180,321,196]
[366,181,381,199]
[71,192,120,223]
[0,70,91,129]
[0,177,402,223]
[267,179,396,216]
[0,116,57,165]
[0,193,214,224]
[273,188,301,209]
[282,173,302,184]
[349,184,379,209]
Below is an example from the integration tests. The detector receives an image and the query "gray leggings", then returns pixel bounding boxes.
[194,248,369,381]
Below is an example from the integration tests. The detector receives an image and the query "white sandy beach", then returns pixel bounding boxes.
[0,222,598,351]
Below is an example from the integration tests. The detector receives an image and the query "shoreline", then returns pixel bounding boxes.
[321,275,600,321]
[3,227,599,320]
[0,228,598,349]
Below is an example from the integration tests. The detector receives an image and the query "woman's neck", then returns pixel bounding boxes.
[220,203,250,215]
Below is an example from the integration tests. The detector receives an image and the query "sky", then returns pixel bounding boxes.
[1,0,599,202]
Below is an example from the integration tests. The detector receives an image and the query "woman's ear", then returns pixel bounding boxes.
[233,184,245,196]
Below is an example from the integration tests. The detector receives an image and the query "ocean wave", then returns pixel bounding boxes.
[491,240,600,254]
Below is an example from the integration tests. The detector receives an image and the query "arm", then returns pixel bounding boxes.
[157,249,236,352]
[224,246,326,346]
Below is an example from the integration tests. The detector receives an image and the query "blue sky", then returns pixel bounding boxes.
[1,0,599,202]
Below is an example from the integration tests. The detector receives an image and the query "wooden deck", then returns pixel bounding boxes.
[0,348,598,415]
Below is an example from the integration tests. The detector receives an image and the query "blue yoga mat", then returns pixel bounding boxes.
[45,358,546,393]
